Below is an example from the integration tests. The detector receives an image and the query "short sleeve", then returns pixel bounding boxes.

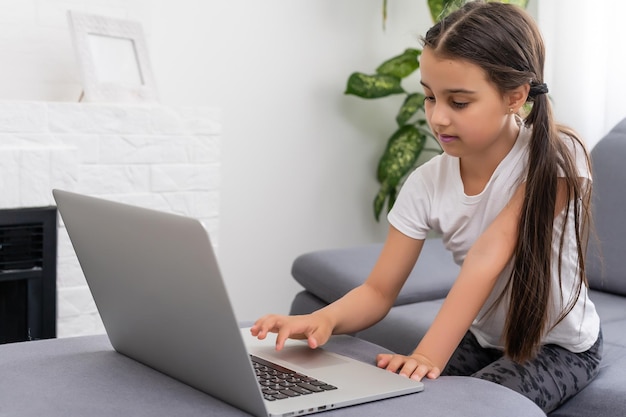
[387,164,435,240]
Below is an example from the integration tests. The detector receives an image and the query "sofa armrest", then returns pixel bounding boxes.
[291,238,459,306]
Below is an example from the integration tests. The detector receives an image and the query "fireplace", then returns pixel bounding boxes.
[0,206,57,344]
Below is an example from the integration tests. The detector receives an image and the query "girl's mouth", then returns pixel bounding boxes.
[439,134,457,143]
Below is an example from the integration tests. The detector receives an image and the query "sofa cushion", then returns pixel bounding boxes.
[586,117,626,296]
[589,290,626,349]
[290,290,328,315]
[291,238,459,306]
[589,290,626,325]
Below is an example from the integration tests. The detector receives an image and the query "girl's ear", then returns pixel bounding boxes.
[506,84,531,113]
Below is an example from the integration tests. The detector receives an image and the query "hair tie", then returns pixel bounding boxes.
[529,82,549,97]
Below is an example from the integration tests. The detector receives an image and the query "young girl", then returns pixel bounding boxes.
[251,1,602,412]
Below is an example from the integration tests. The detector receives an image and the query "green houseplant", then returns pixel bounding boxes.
[345,0,529,221]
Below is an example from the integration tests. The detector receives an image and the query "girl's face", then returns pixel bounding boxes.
[419,47,519,162]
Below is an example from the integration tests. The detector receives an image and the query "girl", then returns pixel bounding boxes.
[251,1,602,412]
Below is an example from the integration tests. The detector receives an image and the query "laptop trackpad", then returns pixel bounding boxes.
[256,345,349,370]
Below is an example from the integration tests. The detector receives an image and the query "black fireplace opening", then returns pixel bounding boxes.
[0,206,57,344]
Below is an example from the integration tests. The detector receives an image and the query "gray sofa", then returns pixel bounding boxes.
[290,118,626,417]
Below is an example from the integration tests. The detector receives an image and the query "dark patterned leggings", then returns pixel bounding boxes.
[441,330,603,413]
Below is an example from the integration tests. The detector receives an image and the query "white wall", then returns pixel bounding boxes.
[537,0,626,149]
[1,0,432,322]
[149,0,435,321]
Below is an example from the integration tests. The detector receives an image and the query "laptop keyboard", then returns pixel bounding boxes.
[251,355,338,401]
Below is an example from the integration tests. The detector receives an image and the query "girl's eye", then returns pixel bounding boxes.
[452,101,469,109]
[424,96,435,103]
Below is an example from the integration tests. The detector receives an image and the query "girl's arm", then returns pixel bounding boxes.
[378,184,527,379]
[320,226,425,335]
[251,225,424,350]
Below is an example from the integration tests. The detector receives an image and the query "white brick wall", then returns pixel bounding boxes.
[0,101,221,337]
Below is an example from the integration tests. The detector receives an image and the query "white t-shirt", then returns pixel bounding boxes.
[388,123,600,353]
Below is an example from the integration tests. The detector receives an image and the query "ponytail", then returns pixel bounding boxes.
[505,93,556,360]
[506,92,591,362]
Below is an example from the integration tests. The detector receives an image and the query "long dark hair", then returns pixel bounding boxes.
[423,1,592,362]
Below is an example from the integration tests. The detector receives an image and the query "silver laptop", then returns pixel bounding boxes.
[53,189,423,417]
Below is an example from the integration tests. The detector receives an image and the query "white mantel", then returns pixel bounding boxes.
[0,101,221,337]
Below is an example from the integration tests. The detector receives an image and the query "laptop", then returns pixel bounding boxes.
[53,189,423,417]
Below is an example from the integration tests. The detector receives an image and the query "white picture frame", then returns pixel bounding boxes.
[67,11,158,103]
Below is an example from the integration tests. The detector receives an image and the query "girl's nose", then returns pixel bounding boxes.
[429,103,450,128]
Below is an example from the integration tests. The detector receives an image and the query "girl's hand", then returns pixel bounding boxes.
[375,352,441,381]
[250,313,334,351]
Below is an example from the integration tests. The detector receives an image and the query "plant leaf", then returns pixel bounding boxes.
[377,125,425,185]
[373,125,424,221]
[395,93,425,126]
[373,182,390,221]
[345,72,404,99]
[387,186,398,214]
[373,125,425,221]
[376,48,421,79]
